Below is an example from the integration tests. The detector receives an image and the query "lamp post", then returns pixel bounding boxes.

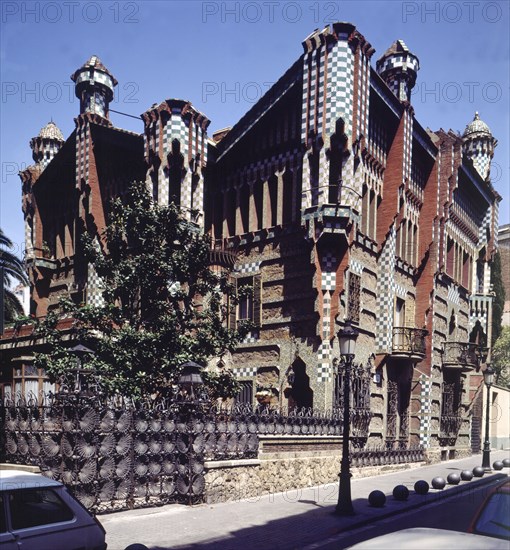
[481,364,494,471]
[335,319,359,516]
[177,361,204,403]
[68,344,95,396]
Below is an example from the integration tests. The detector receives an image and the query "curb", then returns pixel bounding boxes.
[333,472,508,534]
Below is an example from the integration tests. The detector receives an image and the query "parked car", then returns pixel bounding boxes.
[469,478,510,541]
[0,468,106,550]
[345,527,509,549]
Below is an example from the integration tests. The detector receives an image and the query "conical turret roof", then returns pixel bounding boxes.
[71,55,118,86]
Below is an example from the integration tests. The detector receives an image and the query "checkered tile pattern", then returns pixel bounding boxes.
[317,340,332,383]
[39,141,62,170]
[394,282,408,300]
[76,125,90,190]
[478,207,492,245]
[349,259,364,276]
[153,112,207,226]
[463,139,492,180]
[469,309,488,332]
[235,261,261,274]
[376,225,397,351]
[320,253,337,291]
[325,41,354,136]
[24,217,33,259]
[232,365,257,378]
[75,69,115,91]
[341,154,356,200]
[377,52,419,101]
[86,261,104,307]
[322,291,331,338]
[419,374,432,446]
[302,152,311,210]
[317,249,334,384]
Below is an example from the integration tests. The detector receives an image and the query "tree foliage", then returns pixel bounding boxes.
[491,325,510,389]
[1,228,28,322]
[34,180,250,399]
[490,251,505,345]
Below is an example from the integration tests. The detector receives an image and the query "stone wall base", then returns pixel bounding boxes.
[204,456,428,504]
[425,446,472,463]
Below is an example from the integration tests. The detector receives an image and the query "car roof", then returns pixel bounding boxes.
[346,527,510,549]
[494,479,510,493]
[0,469,62,491]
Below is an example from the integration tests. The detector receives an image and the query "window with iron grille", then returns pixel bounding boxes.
[235,380,253,405]
[347,272,361,324]
[231,274,262,329]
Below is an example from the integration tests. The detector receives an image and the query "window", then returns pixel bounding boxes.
[235,381,253,405]
[347,273,361,324]
[232,274,262,328]
[9,489,74,530]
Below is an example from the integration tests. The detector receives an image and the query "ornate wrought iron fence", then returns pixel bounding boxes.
[0,394,342,511]
[0,392,206,512]
[351,445,424,467]
[0,392,422,512]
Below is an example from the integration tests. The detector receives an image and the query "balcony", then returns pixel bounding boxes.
[391,327,427,361]
[301,185,361,244]
[441,342,479,371]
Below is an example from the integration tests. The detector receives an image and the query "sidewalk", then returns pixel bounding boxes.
[101,450,510,550]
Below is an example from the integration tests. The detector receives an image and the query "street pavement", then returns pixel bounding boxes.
[101,450,510,550]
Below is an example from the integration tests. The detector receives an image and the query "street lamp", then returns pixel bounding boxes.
[68,344,95,396]
[481,364,494,471]
[336,319,359,516]
[177,361,204,403]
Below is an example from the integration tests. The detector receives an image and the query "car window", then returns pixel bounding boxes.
[474,492,510,540]
[9,489,75,530]
[0,495,6,533]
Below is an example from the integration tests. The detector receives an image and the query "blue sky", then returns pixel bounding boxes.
[1,0,508,259]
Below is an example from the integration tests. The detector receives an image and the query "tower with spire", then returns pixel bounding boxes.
[462,112,497,181]
[29,121,65,170]
[376,39,419,102]
[71,55,117,119]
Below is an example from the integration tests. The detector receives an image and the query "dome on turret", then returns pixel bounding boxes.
[30,120,65,168]
[462,112,497,181]
[38,121,64,142]
[463,112,492,139]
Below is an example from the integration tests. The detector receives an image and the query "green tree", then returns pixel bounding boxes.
[491,326,510,388]
[490,251,505,345]
[1,228,28,322]
[34,180,250,399]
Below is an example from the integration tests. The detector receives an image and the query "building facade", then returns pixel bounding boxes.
[498,224,510,327]
[0,23,501,461]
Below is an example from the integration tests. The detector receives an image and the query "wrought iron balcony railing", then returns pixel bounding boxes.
[441,342,479,370]
[392,327,427,360]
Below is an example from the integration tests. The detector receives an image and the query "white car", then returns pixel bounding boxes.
[345,527,509,549]
[0,468,106,550]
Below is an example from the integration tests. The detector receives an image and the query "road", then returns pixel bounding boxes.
[306,476,507,549]
[102,476,507,550]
